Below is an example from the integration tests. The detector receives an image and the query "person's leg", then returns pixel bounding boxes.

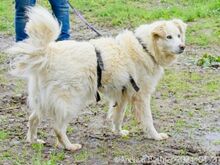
[15,0,36,42]
[48,0,70,41]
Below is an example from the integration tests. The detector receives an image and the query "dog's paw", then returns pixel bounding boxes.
[120,130,129,136]
[145,132,169,140]
[113,129,129,136]
[66,143,82,152]
[26,138,46,144]
[153,133,169,140]
[26,137,32,143]
[36,139,46,144]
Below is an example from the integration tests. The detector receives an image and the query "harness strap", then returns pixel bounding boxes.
[136,37,157,64]
[129,75,140,92]
[96,92,101,102]
[95,48,104,102]
[94,47,140,102]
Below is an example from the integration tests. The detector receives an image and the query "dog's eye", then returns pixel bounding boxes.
[167,35,172,39]
[178,34,181,38]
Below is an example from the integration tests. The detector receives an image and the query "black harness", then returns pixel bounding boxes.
[136,37,157,64]
[94,47,140,102]
[95,48,104,102]
[95,37,155,102]
[129,75,140,92]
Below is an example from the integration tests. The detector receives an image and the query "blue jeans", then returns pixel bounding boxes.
[15,0,70,42]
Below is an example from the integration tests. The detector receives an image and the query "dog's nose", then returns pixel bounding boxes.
[179,44,185,51]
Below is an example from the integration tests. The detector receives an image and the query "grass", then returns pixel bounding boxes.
[0,53,9,84]
[31,144,65,165]
[67,127,74,134]
[0,0,220,45]
[72,0,220,25]
[0,53,7,64]
[213,140,220,145]
[0,131,8,140]
[13,79,26,94]
[73,150,90,162]
[0,144,65,165]
[0,0,14,34]
[197,53,220,68]
[158,69,220,99]
[187,17,220,46]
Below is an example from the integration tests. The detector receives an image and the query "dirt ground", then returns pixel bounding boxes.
[0,19,220,165]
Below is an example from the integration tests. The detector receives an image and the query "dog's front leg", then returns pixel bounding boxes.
[109,97,129,136]
[134,94,168,140]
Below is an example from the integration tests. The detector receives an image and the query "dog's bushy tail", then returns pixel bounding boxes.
[7,6,61,77]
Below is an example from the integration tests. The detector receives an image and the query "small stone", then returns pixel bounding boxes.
[10,139,20,146]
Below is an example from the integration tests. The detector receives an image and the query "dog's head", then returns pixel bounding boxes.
[152,19,187,55]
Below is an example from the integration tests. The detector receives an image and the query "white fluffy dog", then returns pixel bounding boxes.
[8,6,187,151]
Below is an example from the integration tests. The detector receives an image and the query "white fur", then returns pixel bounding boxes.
[7,6,187,151]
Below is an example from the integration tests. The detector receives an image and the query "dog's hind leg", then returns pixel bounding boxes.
[26,112,45,144]
[52,99,82,151]
[111,96,129,136]
[26,77,45,143]
[53,120,81,151]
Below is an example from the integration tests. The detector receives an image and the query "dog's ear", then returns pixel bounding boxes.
[172,19,187,35]
[152,24,166,39]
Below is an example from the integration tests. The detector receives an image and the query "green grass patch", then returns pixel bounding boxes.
[187,16,220,46]
[31,143,44,152]
[31,144,65,165]
[204,80,220,93]
[0,53,9,84]
[197,53,220,68]
[71,0,220,26]
[179,148,187,155]
[46,152,65,165]
[212,140,220,145]
[13,79,25,94]
[0,0,14,34]
[0,130,8,140]
[175,119,187,131]
[67,127,74,134]
[158,69,220,99]
[31,143,44,165]
[0,73,8,84]
[0,53,7,64]
[73,150,90,162]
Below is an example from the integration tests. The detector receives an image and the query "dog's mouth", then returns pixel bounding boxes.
[173,49,184,54]
[177,50,184,54]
